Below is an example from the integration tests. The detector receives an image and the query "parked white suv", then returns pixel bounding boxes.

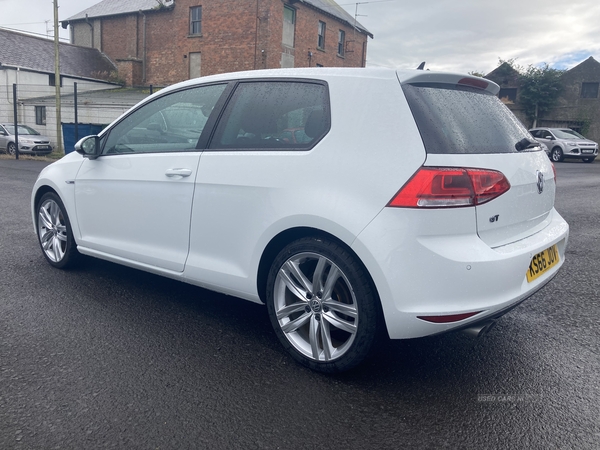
[529,127,598,163]
[32,68,569,372]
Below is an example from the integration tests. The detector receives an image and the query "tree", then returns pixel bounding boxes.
[468,70,486,78]
[518,64,564,128]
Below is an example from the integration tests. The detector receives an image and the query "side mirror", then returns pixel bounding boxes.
[0,131,6,136]
[146,123,163,132]
[75,135,101,160]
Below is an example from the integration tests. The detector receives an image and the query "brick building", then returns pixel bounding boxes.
[62,0,373,87]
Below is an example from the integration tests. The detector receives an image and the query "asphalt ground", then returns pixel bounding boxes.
[1,157,599,449]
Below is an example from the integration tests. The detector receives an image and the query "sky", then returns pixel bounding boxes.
[1,0,599,75]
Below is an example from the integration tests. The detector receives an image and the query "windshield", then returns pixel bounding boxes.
[5,125,41,136]
[555,129,585,139]
[402,83,533,154]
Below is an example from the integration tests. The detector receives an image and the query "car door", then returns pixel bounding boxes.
[74,83,227,272]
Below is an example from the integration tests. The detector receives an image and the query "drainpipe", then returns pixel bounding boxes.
[254,0,259,70]
[139,10,147,84]
[85,14,94,48]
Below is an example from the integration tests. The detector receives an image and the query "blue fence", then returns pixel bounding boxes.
[62,123,107,154]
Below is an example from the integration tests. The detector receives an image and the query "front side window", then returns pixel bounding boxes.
[209,81,330,151]
[317,21,326,49]
[337,30,345,56]
[190,6,202,35]
[102,84,226,155]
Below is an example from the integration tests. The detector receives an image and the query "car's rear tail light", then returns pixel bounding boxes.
[551,163,557,182]
[388,167,510,208]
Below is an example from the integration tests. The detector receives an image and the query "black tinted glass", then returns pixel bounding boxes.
[403,83,531,154]
[210,81,330,150]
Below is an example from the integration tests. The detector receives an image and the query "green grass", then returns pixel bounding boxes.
[0,150,65,162]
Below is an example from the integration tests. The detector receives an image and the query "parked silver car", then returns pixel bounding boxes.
[529,127,598,163]
[0,124,53,156]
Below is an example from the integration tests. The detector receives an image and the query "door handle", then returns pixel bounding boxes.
[165,168,193,178]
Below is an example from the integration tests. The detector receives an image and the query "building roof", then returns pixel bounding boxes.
[65,0,173,22]
[65,0,371,37]
[297,0,372,37]
[21,87,150,107]
[562,56,600,75]
[0,28,117,80]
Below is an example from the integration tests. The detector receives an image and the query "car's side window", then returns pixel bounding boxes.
[209,80,330,151]
[102,84,227,155]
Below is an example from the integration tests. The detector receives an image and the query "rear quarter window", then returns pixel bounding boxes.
[209,80,330,151]
[403,83,531,154]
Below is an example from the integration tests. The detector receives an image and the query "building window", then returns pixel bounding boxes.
[317,21,326,50]
[282,5,295,47]
[498,88,517,103]
[190,6,202,35]
[35,106,46,126]
[337,30,345,57]
[581,82,599,98]
[48,74,62,87]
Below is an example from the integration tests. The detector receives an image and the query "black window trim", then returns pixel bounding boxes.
[204,77,331,153]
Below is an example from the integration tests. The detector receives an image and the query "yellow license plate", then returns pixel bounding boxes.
[526,244,559,282]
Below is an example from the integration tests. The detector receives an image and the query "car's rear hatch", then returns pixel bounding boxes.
[398,71,556,248]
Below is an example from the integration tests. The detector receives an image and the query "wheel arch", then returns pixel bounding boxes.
[256,227,381,309]
[32,185,59,228]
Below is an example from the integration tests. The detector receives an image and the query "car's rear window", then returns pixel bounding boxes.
[402,83,532,154]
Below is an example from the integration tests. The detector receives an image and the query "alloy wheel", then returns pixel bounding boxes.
[38,198,68,263]
[272,252,358,362]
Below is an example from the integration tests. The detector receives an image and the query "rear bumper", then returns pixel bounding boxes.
[352,207,569,339]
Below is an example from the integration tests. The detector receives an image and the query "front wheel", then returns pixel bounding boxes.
[582,157,595,163]
[36,192,79,269]
[551,147,564,162]
[7,142,16,156]
[266,237,379,373]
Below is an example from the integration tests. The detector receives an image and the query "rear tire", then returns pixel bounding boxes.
[7,142,16,156]
[551,147,564,162]
[266,236,379,373]
[36,192,80,269]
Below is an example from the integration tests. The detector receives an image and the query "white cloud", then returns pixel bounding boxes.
[342,0,600,73]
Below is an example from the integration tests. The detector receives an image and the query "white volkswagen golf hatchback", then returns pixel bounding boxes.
[32,68,569,372]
